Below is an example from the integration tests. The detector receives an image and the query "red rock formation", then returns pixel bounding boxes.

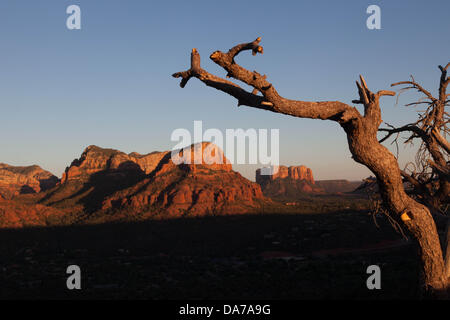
[102,142,266,217]
[0,143,268,227]
[256,165,323,198]
[153,142,232,176]
[129,151,168,174]
[0,163,59,199]
[37,143,267,220]
[61,145,168,183]
[256,165,315,186]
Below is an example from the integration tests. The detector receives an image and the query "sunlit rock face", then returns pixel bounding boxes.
[102,142,267,217]
[256,165,324,198]
[37,143,267,219]
[0,163,59,199]
[256,165,314,186]
[61,145,168,183]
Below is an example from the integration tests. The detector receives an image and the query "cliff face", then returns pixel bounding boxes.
[102,142,264,217]
[256,165,316,186]
[256,165,323,199]
[256,165,314,186]
[41,143,266,219]
[0,164,59,199]
[61,145,168,183]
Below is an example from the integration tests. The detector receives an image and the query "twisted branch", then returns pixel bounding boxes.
[172,48,270,108]
[173,38,363,123]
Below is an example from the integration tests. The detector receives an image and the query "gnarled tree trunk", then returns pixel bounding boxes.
[445,219,450,280]
[343,92,448,296]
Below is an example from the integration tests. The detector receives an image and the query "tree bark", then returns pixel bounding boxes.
[345,112,448,296]
[445,218,450,280]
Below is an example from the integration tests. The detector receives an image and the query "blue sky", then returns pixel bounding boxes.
[0,0,449,181]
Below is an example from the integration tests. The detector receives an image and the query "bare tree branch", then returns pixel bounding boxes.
[428,159,450,179]
[172,48,271,109]
[378,124,425,143]
[432,127,450,154]
[392,77,436,102]
[174,38,362,123]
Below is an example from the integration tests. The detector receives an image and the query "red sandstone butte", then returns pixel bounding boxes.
[102,142,267,217]
[256,165,324,197]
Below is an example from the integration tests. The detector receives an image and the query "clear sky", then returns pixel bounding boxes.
[0,0,449,181]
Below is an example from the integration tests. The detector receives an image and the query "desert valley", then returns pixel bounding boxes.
[0,143,422,299]
[0,143,417,299]
[0,143,368,228]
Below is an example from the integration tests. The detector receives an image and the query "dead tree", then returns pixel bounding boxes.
[379,66,450,285]
[173,38,449,296]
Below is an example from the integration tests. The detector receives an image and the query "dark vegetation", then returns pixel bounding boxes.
[0,207,420,299]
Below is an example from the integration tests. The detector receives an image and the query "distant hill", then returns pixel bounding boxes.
[315,180,362,193]
[255,165,365,200]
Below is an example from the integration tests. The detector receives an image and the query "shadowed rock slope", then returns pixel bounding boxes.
[0,200,66,228]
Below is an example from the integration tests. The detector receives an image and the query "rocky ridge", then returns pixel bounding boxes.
[0,163,59,199]
[38,142,266,220]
